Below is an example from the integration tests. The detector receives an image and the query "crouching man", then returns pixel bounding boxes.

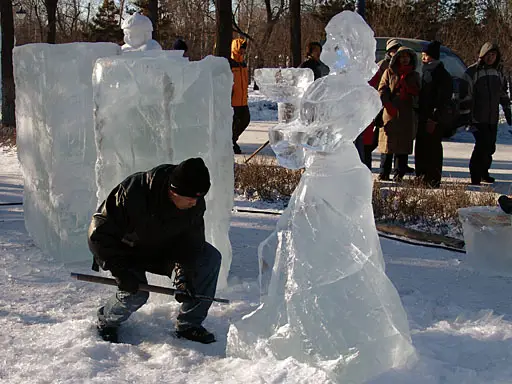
[88,158,221,344]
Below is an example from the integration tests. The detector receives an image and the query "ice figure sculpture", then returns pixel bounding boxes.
[93,54,233,290]
[227,11,416,383]
[121,12,162,52]
[254,68,314,295]
[14,42,121,263]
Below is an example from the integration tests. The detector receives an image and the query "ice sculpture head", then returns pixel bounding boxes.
[320,11,378,79]
[122,13,153,48]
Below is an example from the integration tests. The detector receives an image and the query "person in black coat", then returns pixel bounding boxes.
[88,158,221,344]
[415,41,453,188]
[299,42,330,80]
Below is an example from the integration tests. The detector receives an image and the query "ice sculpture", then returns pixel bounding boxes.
[254,68,314,295]
[459,206,512,276]
[121,12,162,52]
[14,42,121,263]
[227,11,416,383]
[93,54,234,290]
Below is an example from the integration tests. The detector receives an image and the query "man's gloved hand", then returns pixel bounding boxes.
[173,263,196,303]
[505,108,512,126]
[110,266,139,294]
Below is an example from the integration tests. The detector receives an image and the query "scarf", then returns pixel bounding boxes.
[422,60,441,83]
[396,65,418,100]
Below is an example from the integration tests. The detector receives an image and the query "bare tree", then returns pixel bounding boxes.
[1,0,16,127]
[215,0,232,59]
[45,0,59,43]
[290,0,301,67]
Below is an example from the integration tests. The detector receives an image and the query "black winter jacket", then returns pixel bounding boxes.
[460,43,511,125]
[418,61,453,125]
[299,57,330,80]
[88,164,206,276]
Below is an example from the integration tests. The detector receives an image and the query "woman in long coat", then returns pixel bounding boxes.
[378,46,421,181]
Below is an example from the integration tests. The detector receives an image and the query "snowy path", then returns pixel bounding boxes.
[2,149,512,383]
[237,122,512,195]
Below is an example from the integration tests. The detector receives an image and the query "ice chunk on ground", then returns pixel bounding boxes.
[320,11,378,79]
[459,206,512,276]
[93,55,234,290]
[228,11,415,382]
[14,42,121,263]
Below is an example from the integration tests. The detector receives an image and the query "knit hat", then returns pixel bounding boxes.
[169,158,210,198]
[172,39,188,53]
[386,38,402,52]
[423,41,441,60]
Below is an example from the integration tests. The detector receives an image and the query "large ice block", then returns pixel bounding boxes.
[227,11,415,382]
[459,206,512,276]
[93,54,234,290]
[14,42,121,263]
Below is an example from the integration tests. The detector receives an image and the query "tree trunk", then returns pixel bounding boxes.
[148,0,158,40]
[290,0,301,67]
[1,0,16,127]
[45,0,58,43]
[215,0,232,59]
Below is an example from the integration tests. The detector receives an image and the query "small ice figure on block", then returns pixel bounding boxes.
[121,12,162,52]
[93,54,233,290]
[227,11,416,383]
[14,42,121,264]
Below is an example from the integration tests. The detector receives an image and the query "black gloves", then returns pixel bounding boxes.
[174,263,196,303]
[505,108,512,126]
[110,266,139,293]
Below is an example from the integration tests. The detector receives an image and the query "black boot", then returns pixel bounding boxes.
[176,326,216,344]
[499,195,512,214]
[233,143,242,154]
[481,175,495,183]
[97,324,119,343]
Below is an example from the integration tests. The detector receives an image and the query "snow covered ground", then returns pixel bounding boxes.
[2,145,512,383]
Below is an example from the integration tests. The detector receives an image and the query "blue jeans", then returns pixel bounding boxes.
[98,242,221,331]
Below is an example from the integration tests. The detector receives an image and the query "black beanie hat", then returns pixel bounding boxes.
[173,39,188,52]
[423,41,441,60]
[169,158,210,198]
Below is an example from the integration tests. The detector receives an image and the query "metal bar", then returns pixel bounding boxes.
[70,272,230,304]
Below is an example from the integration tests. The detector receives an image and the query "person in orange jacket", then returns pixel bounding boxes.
[230,38,250,154]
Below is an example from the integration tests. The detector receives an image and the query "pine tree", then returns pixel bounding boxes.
[88,0,123,43]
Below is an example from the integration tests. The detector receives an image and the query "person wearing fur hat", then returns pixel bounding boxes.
[88,158,220,345]
[363,39,411,171]
[378,46,421,181]
[460,42,512,185]
[415,41,453,188]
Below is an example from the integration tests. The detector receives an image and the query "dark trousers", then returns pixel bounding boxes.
[380,153,408,178]
[98,243,221,331]
[363,127,380,170]
[232,106,251,145]
[469,123,498,182]
[415,122,444,188]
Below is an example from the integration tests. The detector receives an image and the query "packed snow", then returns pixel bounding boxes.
[2,148,512,383]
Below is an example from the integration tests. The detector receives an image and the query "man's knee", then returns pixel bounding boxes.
[205,243,222,271]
